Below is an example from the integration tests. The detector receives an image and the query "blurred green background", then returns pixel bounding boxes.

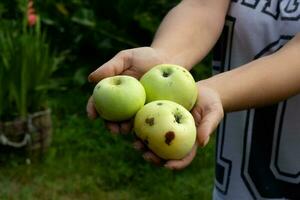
[0,0,214,199]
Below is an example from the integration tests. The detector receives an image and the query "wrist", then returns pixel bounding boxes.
[150,45,200,70]
[149,46,170,64]
[196,80,225,115]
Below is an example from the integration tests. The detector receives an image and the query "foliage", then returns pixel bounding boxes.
[0,0,181,87]
[0,0,210,88]
[0,3,63,120]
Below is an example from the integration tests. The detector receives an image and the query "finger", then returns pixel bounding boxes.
[105,122,120,134]
[121,70,140,80]
[132,140,146,152]
[191,108,202,127]
[143,151,163,166]
[86,96,98,120]
[88,50,133,83]
[197,109,223,147]
[164,143,198,170]
[120,120,133,134]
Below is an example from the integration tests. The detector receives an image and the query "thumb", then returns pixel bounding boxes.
[164,143,198,170]
[88,50,133,83]
[193,108,223,147]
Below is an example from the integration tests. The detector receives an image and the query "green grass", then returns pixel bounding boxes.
[0,88,215,200]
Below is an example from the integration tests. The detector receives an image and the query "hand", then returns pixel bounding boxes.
[135,82,224,170]
[86,47,224,170]
[86,47,167,132]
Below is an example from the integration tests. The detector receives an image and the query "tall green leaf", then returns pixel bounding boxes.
[0,19,62,120]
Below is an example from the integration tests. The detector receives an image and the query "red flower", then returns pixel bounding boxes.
[27,0,37,26]
[28,14,37,26]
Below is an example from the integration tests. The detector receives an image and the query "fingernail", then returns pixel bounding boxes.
[164,164,174,170]
[200,136,210,147]
[143,154,150,161]
[110,130,119,135]
[87,109,98,120]
[87,112,94,120]
[88,73,94,82]
[87,114,95,120]
[164,163,170,168]
[133,142,140,150]
[87,113,92,119]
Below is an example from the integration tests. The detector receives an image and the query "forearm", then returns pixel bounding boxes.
[151,0,229,69]
[201,34,300,112]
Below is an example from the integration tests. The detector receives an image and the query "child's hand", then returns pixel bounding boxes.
[192,82,224,148]
[86,47,166,124]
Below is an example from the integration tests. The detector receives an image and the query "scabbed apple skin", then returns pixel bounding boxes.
[140,64,198,111]
[134,100,196,160]
[93,75,146,122]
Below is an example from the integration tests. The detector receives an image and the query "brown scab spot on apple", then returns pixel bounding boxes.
[145,117,155,126]
[157,102,163,106]
[96,85,101,90]
[165,131,175,145]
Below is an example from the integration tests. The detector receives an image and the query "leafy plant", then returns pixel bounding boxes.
[1,0,187,89]
[32,0,180,85]
[0,2,63,120]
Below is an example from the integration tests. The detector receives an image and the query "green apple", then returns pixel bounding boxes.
[93,75,146,122]
[134,100,196,160]
[140,64,198,111]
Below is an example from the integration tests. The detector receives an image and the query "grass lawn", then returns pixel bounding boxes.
[0,87,215,200]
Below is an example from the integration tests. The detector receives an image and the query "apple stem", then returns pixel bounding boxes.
[113,78,122,85]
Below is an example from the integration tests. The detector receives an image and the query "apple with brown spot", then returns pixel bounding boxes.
[134,100,196,160]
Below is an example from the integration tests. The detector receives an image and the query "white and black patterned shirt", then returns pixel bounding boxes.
[212,0,300,199]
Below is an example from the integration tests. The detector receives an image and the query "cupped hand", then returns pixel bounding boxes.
[135,81,224,170]
[86,47,167,132]
[86,48,224,170]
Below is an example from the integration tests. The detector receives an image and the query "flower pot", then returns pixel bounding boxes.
[0,109,52,157]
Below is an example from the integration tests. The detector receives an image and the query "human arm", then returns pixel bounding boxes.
[200,34,300,112]
[161,35,300,168]
[87,0,230,85]
[150,0,230,68]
